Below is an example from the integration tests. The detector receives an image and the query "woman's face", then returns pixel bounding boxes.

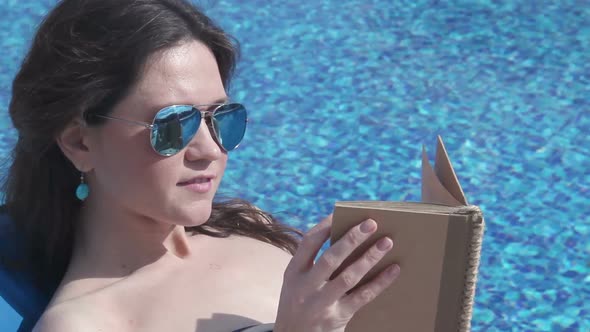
[86,40,228,226]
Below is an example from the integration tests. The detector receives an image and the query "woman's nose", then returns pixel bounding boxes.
[184,118,223,161]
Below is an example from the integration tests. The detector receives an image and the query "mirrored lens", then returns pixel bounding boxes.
[213,103,247,151]
[151,105,200,156]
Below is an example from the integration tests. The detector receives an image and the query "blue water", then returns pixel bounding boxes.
[1,0,589,331]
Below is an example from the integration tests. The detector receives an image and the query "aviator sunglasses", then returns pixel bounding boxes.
[91,103,247,156]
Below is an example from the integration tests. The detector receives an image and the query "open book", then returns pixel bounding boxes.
[330,136,484,332]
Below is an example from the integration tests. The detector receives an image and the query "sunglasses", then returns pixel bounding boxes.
[92,103,247,156]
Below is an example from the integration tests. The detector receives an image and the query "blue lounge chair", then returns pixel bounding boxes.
[0,213,48,332]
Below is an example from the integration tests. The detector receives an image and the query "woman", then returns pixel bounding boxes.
[2,0,401,331]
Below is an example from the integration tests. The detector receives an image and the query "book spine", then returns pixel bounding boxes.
[454,205,485,332]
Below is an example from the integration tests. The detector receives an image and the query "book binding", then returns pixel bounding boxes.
[454,205,484,332]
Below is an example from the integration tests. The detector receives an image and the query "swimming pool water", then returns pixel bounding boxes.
[0,0,588,330]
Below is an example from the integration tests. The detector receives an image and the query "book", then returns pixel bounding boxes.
[330,136,485,332]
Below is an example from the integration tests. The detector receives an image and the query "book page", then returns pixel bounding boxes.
[421,136,468,206]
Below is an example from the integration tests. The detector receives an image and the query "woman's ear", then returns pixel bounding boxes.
[56,118,94,172]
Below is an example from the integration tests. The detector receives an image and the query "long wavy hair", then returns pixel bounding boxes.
[2,0,301,298]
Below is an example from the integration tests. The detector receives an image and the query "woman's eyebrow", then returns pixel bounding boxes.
[211,96,229,104]
[199,97,229,112]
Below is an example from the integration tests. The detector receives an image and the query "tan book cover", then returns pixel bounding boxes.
[330,136,485,332]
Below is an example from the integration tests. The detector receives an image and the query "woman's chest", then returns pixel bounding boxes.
[107,254,284,331]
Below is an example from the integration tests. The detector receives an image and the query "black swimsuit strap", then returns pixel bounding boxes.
[232,323,275,332]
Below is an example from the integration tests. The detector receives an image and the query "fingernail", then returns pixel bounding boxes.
[386,264,400,277]
[377,237,393,251]
[360,219,377,233]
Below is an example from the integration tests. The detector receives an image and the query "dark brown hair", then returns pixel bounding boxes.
[2,0,301,299]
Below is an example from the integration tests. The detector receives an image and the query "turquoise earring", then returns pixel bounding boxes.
[76,172,89,201]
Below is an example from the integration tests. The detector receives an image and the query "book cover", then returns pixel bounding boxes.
[330,136,485,332]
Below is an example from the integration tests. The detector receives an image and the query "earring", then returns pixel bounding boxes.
[76,172,89,201]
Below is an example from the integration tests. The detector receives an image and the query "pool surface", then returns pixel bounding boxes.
[1,0,589,330]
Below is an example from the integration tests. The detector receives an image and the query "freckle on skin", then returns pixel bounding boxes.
[209,263,221,270]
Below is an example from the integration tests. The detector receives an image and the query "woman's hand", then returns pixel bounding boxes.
[274,215,401,332]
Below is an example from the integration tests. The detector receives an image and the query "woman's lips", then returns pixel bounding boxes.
[178,176,214,193]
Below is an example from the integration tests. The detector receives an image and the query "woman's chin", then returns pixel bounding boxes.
[173,204,213,227]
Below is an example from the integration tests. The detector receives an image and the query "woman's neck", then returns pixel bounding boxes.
[69,197,194,278]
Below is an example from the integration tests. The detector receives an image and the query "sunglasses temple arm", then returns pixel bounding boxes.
[94,114,154,129]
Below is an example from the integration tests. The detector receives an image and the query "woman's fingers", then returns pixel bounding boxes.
[286,214,333,274]
[340,262,401,316]
[276,216,402,332]
[319,236,395,305]
[309,219,378,285]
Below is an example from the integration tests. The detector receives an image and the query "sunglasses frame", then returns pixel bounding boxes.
[91,103,247,156]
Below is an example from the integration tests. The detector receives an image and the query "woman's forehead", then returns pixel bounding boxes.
[129,41,226,109]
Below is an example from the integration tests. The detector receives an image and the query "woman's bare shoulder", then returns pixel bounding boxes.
[220,235,293,313]
[226,234,294,269]
[210,234,294,293]
[33,300,115,332]
[33,309,86,332]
